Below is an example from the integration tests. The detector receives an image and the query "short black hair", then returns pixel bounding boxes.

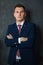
[14,4,26,12]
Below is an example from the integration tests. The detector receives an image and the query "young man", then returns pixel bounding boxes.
[5,4,36,65]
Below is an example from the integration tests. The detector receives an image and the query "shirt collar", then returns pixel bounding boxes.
[16,20,25,26]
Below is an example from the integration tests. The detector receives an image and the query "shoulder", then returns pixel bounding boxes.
[26,21,36,28]
[8,23,16,28]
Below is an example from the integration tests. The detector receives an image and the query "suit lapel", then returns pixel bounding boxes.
[13,23,19,36]
[13,21,26,36]
[20,21,28,36]
[13,21,29,36]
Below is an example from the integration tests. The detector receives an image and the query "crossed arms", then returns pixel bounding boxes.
[5,24,36,48]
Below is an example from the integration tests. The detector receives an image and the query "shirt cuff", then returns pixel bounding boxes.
[18,37,21,44]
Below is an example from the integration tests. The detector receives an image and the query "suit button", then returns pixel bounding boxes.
[14,43,16,44]
[16,45,17,47]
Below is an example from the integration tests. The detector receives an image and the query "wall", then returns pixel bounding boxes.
[0,0,43,65]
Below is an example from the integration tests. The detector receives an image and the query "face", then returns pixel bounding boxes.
[14,7,26,22]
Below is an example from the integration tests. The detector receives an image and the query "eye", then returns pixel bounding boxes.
[16,11,19,13]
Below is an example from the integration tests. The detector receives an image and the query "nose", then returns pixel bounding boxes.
[19,12,21,16]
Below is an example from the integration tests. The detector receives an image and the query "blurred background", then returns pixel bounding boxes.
[0,0,43,65]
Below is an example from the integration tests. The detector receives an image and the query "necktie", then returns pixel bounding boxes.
[16,25,21,62]
[16,49,21,57]
[18,25,21,34]
[16,49,21,62]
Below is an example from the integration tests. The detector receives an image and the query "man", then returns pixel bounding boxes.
[5,4,36,65]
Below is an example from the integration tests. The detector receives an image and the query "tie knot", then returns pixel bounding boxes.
[18,25,21,27]
[18,25,21,29]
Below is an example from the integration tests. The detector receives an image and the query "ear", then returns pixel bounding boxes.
[13,12,15,17]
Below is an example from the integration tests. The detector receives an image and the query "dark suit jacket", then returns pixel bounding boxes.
[5,21,36,65]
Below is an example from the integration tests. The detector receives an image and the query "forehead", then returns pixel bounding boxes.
[14,7,24,11]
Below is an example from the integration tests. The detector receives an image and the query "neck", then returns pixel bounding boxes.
[16,20,25,25]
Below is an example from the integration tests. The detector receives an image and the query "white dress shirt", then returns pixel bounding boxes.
[16,20,24,29]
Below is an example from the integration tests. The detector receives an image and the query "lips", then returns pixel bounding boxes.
[18,17,21,18]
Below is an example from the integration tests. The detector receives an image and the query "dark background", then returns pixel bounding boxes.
[0,0,43,65]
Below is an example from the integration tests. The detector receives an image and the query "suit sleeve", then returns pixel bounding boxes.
[5,25,18,47]
[19,24,36,48]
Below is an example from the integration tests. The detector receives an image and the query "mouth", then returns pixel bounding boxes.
[17,16,22,18]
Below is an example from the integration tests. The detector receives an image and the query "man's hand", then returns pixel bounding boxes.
[6,34,13,39]
[20,37,28,42]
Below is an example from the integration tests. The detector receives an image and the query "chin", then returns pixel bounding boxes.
[17,20,23,22]
[17,19,23,21]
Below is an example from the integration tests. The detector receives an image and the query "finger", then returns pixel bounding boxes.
[22,38,28,42]
[9,34,12,36]
[9,34,13,38]
[6,35,13,39]
[7,35,10,38]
